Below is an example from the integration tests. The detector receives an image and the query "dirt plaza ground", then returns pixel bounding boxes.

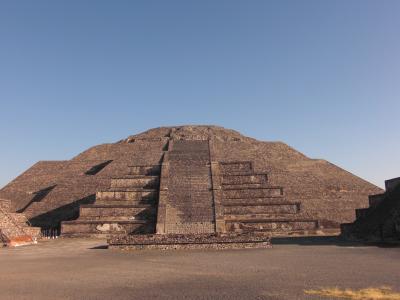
[1,237,399,300]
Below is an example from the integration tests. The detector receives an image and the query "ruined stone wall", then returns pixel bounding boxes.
[0,199,41,245]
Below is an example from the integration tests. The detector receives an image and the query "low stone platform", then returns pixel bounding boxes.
[108,233,271,250]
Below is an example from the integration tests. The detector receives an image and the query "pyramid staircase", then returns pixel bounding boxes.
[64,138,318,248]
[61,165,161,237]
[108,145,316,249]
[159,140,215,234]
[341,177,400,241]
[109,141,271,250]
[217,161,320,236]
[0,199,41,247]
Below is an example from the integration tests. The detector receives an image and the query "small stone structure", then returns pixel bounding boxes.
[0,199,41,247]
[341,177,400,242]
[0,126,382,249]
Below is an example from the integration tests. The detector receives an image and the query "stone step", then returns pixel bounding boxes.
[108,233,271,250]
[95,199,156,206]
[169,176,211,182]
[171,141,210,152]
[219,162,253,175]
[225,219,319,233]
[221,197,288,206]
[168,158,210,164]
[340,177,400,240]
[224,214,305,222]
[168,155,209,160]
[222,187,283,199]
[110,176,159,189]
[221,174,268,185]
[79,205,156,219]
[355,208,370,219]
[166,210,214,217]
[107,187,160,192]
[61,220,155,236]
[128,165,161,176]
[223,203,299,215]
[222,183,267,189]
[169,148,209,154]
[96,190,158,202]
[340,223,353,236]
[78,215,155,221]
[63,219,151,224]
[81,204,153,209]
[368,193,385,208]
[169,165,210,172]
[385,177,400,192]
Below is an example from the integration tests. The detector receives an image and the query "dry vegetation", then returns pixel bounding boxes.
[305,286,400,300]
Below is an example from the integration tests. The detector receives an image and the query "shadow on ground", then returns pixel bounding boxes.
[271,235,400,248]
[89,244,108,249]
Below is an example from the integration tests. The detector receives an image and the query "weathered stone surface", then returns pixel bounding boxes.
[341,177,400,242]
[0,140,166,230]
[0,125,382,246]
[0,199,41,247]
[157,140,215,234]
[61,162,162,237]
[108,233,271,250]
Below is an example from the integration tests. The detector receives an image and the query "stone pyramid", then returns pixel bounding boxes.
[0,126,381,248]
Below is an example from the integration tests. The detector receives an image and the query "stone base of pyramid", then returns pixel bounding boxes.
[108,232,271,250]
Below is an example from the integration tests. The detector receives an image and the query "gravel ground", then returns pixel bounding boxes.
[0,236,399,300]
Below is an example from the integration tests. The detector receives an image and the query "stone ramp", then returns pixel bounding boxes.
[0,199,41,247]
[341,177,400,241]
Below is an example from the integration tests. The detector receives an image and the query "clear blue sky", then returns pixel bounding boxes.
[0,1,399,188]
